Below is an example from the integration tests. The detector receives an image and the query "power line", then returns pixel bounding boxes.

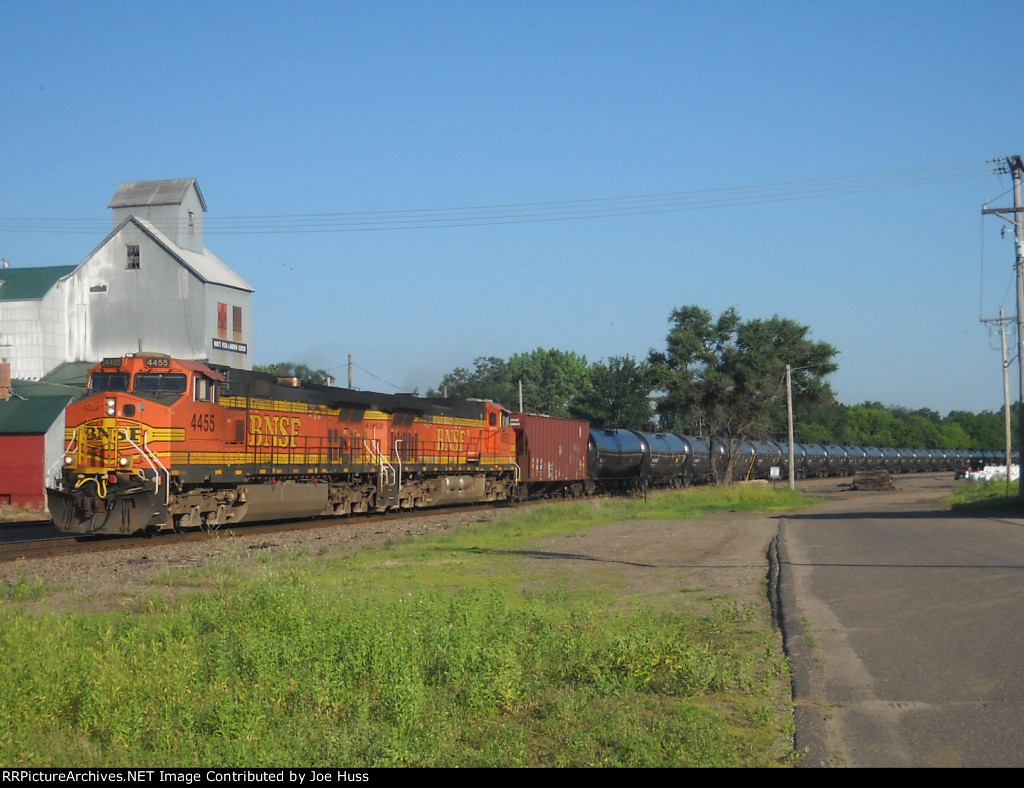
[0,161,991,236]
[321,359,403,392]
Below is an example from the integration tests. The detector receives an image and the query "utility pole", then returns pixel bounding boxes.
[980,309,1014,478]
[982,155,1024,496]
[786,364,795,490]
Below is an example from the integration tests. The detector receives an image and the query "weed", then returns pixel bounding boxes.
[949,480,1024,512]
[800,616,818,648]
[0,489,804,767]
[1,575,56,601]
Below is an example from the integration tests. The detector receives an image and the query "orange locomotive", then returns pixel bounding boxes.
[47,354,519,534]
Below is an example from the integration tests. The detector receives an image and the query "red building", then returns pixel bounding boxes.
[0,363,82,514]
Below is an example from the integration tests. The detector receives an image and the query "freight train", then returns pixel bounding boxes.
[46,353,995,536]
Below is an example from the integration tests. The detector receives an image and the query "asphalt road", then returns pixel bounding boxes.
[777,474,1024,767]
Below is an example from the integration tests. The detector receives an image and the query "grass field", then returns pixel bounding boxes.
[949,479,1024,511]
[0,486,814,767]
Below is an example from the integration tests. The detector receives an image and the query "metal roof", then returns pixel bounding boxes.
[108,178,207,212]
[0,380,79,434]
[179,359,226,381]
[40,361,94,388]
[132,217,253,292]
[0,215,252,305]
[0,266,76,301]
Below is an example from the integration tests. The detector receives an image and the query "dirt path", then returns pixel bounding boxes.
[519,509,782,618]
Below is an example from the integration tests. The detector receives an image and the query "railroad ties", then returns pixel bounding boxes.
[852,470,895,491]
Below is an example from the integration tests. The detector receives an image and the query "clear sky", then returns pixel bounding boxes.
[2,1,1022,415]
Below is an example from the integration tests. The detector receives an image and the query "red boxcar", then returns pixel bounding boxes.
[510,412,591,497]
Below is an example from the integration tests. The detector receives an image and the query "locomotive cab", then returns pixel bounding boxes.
[48,354,226,534]
[64,354,223,471]
[82,355,220,411]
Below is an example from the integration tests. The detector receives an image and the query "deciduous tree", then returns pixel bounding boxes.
[570,355,653,429]
[648,305,838,482]
[430,349,590,416]
[254,361,334,386]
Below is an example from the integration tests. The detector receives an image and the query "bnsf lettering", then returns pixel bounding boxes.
[84,425,147,443]
[84,426,112,442]
[249,414,303,448]
[437,428,468,453]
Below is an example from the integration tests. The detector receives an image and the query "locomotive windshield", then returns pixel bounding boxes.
[89,372,130,392]
[133,372,188,394]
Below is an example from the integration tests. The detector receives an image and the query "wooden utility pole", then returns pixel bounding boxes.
[982,155,1024,496]
[980,309,1014,477]
[786,363,795,490]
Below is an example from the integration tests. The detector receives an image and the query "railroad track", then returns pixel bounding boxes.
[0,518,53,530]
[0,502,515,564]
[0,534,133,563]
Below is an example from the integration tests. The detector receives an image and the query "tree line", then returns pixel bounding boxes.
[262,305,1013,456]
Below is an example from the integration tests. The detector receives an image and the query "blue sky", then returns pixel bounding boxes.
[2,1,1022,416]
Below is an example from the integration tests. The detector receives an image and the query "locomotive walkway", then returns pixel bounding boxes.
[776,474,1024,767]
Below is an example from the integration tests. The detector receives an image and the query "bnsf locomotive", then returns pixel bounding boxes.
[48,354,521,534]
[47,353,1000,536]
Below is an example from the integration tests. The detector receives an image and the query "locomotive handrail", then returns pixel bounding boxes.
[143,434,172,506]
[48,427,80,487]
[363,438,396,490]
[119,428,171,505]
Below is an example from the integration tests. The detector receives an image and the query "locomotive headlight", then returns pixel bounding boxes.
[63,454,75,466]
[117,456,130,468]
[106,397,116,416]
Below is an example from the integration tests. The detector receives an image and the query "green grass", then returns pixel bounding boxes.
[800,616,817,649]
[0,574,60,601]
[949,479,1024,513]
[0,485,815,767]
